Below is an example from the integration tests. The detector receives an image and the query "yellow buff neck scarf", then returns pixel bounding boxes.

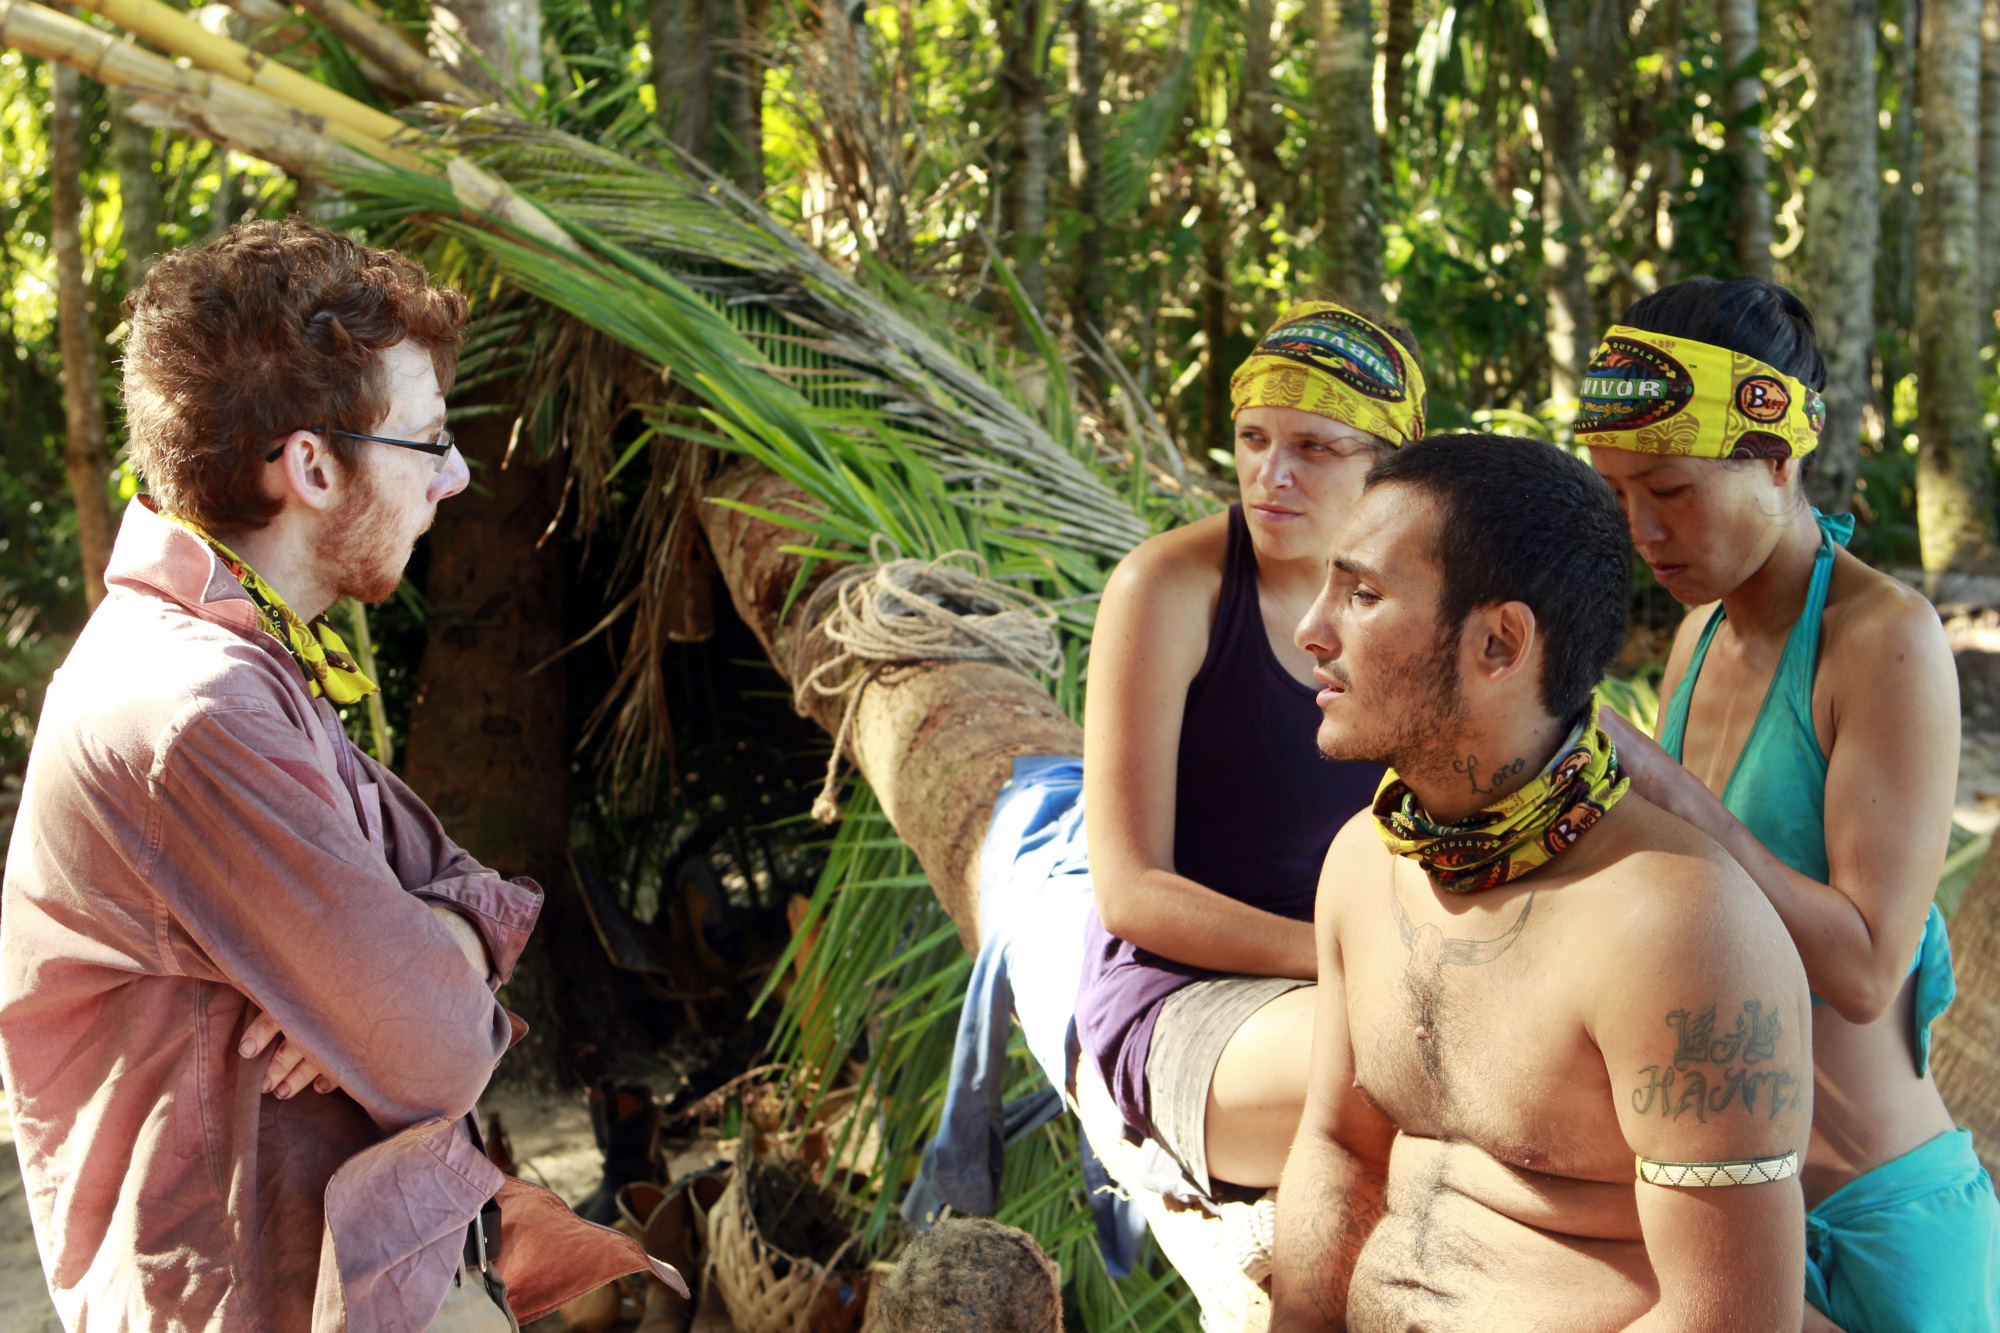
[1574,325,1825,459]
[1373,700,1630,892]
[1229,301,1427,446]
[164,511,380,705]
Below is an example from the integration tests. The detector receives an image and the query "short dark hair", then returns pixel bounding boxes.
[1618,276,1827,392]
[124,219,468,533]
[1365,434,1629,721]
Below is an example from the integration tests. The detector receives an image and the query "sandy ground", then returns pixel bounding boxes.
[0,1082,725,1332]
[0,1103,62,1333]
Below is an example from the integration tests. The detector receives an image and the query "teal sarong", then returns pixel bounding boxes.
[1805,1127,2000,1332]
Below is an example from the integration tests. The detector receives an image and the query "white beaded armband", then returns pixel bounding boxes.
[1635,1149,1800,1187]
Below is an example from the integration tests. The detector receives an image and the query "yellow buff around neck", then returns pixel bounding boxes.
[164,511,380,705]
[1574,325,1825,459]
[1372,700,1630,892]
[1229,301,1428,446]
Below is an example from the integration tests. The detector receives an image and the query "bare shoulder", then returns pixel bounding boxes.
[1314,808,1391,925]
[1821,551,1953,680]
[1100,511,1229,618]
[1572,797,1802,985]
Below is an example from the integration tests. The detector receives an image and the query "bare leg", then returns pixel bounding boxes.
[1202,985,1317,1189]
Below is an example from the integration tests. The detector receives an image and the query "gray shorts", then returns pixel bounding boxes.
[1142,974,1309,1199]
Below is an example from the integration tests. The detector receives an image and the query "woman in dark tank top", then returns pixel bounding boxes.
[1076,301,1426,1193]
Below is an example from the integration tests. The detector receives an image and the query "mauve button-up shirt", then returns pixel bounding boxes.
[0,499,674,1331]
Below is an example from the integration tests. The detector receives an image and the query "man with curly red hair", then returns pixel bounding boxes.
[0,220,678,1331]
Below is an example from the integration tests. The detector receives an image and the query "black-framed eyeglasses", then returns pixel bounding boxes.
[266,427,457,473]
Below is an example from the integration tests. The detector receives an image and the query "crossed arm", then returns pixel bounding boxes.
[155,701,539,1126]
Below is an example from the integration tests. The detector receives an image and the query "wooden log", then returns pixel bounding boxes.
[0,0,424,173]
[289,0,482,106]
[700,456,1269,1329]
[698,459,1080,951]
[68,0,412,146]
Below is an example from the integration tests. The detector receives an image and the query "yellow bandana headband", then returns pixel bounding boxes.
[163,510,380,705]
[1229,301,1427,446]
[1575,326,1825,459]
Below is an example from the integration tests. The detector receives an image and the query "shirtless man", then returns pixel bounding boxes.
[1271,433,1813,1331]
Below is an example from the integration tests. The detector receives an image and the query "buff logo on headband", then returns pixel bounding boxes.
[1229,301,1428,446]
[1574,325,1825,459]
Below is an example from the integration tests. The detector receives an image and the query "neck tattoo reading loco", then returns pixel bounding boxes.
[1630,1001,1802,1123]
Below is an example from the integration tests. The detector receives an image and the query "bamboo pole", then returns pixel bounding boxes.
[290,0,480,106]
[68,0,410,145]
[120,87,357,178]
[0,0,428,171]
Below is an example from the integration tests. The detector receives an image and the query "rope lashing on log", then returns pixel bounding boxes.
[793,536,1063,822]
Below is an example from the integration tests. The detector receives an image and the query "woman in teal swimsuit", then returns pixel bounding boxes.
[1582,276,1999,1333]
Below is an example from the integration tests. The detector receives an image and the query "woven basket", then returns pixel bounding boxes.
[709,1155,867,1333]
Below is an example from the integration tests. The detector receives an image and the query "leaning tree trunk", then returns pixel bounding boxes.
[1915,0,1997,575]
[1718,0,1774,279]
[1877,2,1921,434]
[51,59,115,611]
[1541,0,1591,424]
[1313,0,1383,306]
[1933,838,2000,1174]
[1803,0,1878,514]
[697,459,1078,949]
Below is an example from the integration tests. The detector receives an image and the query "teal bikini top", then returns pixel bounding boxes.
[1658,510,1953,1073]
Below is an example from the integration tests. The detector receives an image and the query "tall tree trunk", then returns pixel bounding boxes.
[399,409,642,1086]
[1200,186,1232,454]
[1803,0,1878,513]
[1541,0,1591,422]
[1933,837,2000,1174]
[51,61,114,611]
[999,0,1049,314]
[649,0,712,152]
[1072,0,1109,396]
[1313,0,1383,304]
[1241,0,1283,229]
[1915,0,1996,574]
[1877,0,1921,432]
[111,101,160,294]
[1718,0,1774,278]
[720,0,766,193]
[430,0,542,97]
[1980,0,2000,340]
[1379,0,1415,176]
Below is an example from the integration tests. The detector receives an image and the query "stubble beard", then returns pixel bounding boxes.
[324,460,412,605]
[1318,629,1468,779]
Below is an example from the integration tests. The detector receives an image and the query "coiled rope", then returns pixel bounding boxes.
[793,536,1063,822]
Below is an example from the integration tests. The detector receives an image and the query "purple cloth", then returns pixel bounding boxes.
[1074,506,1380,1137]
